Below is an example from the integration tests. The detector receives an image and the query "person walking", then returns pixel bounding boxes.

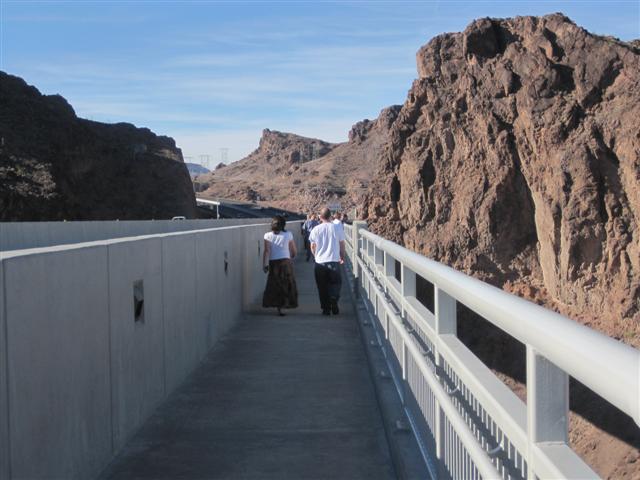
[332,212,345,235]
[262,216,298,316]
[310,208,346,315]
[302,213,320,261]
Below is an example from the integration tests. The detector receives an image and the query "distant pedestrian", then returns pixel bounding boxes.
[302,213,320,261]
[263,216,298,316]
[310,208,346,315]
[332,212,345,236]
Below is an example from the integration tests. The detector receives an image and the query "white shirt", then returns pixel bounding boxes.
[264,230,293,260]
[309,221,345,263]
[332,219,345,236]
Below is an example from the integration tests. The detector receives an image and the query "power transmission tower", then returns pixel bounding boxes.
[219,148,228,165]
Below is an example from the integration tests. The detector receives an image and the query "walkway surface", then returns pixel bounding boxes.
[99,258,396,480]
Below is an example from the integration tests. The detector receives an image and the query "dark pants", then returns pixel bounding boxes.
[314,262,342,312]
[304,237,312,260]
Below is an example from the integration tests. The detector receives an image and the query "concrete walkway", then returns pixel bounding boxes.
[99,258,396,480]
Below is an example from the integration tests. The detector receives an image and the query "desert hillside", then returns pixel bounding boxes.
[195,106,401,214]
[0,72,197,221]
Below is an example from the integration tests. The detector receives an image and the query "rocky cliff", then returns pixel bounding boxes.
[194,129,337,204]
[0,72,197,221]
[195,105,401,213]
[361,14,640,478]
[365,13,640,333]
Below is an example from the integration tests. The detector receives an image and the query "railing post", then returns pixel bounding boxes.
[383,252,394,277]
[400,264,415,318]
[526,345,569,479]
[374,245,384,273]
[352,221,367,297]
[383,252,394,296]
[366,237,374,266]
[434,286,457,478]
[435,287,456,336]
[400,263,415,407]
[401,339,407,404]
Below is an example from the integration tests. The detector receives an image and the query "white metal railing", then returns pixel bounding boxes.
[343,222,639,480]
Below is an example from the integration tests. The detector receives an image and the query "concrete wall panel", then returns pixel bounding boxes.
[0,221,281,479]
[0,261,9,480]
[108,238,165,451]
[161,234,198,393]
[195,230,221,352]
[244,225,267,309]
[222,229,243,336]
[205,230,226,341]
[5,247,112,479]
[0,223,49,252]
[0,219,267,252]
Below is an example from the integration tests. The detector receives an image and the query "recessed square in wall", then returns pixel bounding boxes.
[133,279,144,323]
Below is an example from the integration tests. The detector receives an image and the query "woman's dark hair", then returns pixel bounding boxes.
[271,215,286,233]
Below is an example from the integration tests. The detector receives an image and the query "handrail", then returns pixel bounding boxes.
[359,229,640,426]
[360,259,501,479]
[346,223,639,479]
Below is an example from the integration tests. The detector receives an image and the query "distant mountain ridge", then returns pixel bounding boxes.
[195,105,401,212]
[185,162,210,177]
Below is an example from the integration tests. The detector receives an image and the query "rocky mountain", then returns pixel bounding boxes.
[0,72,197,221]
[361,13,639,478]
[365,13,640,334]
[185,162,210,177]
[195,128,337,203]
[195,105,401,213]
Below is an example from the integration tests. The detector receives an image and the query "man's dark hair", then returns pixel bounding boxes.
[320,208,332,220]
[271,215,286,233]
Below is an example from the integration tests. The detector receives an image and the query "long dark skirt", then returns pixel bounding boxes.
[262,258,298,309]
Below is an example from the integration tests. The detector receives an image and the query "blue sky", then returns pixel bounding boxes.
[1,1,639,165]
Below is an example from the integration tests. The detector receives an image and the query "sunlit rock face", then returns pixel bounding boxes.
[195,105,401,213]
[364,13,640,331]
[0,72,197,220]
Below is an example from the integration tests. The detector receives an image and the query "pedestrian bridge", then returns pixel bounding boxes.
[0,219,637,479]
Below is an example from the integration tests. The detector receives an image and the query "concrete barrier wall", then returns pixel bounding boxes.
[0,218,266,252]
[0,221,302,479]
[107,238,165,452]
[3,246,112,479]
[0,261,9,480]
[161,233,199,394]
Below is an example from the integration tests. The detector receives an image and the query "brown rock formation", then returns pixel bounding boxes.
[0,72,197,221]
[196,105,401,214]
[366,13,639,329]
[362,14,640,478]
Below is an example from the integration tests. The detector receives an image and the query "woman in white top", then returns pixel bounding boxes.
[262,216,298,316]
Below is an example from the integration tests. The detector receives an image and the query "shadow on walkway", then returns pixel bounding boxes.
[99,258,396,480]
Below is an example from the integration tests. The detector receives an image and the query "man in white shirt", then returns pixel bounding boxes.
[310,208,346,315]
[332,212,344,232]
